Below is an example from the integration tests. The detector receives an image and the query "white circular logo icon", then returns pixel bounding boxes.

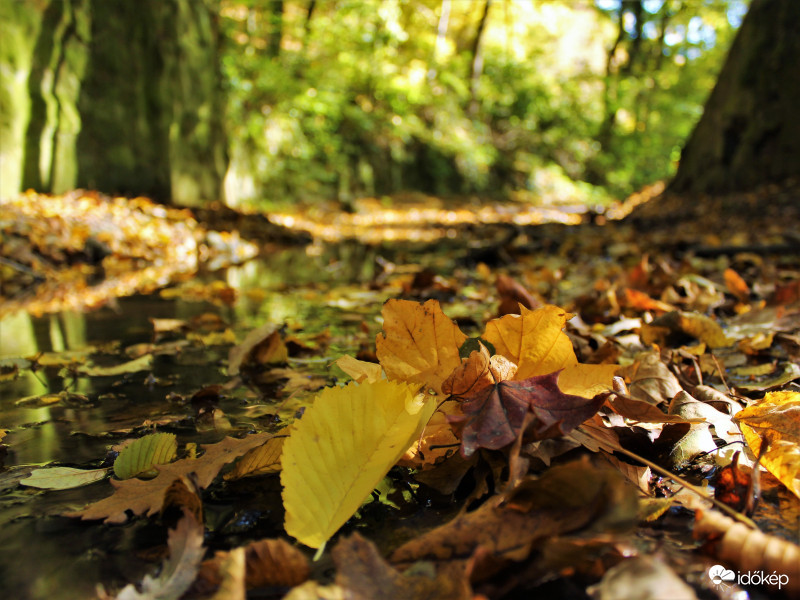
[709,564,736,585]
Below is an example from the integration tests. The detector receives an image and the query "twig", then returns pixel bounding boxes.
[578,424,758,529]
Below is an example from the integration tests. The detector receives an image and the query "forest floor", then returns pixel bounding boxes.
[1,183,800,599]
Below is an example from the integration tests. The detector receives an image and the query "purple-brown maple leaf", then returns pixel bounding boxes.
[448,371,605,457]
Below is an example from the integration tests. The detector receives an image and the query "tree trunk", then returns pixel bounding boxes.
[669,0,800,194]
[3,0,227,206]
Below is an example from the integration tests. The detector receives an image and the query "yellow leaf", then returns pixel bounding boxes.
[735,391,800,499]
[114,432,178,480]
[281,380,435,549]
[225,428,289,480]
[483,304,577,380]
[376,299,466,396]
[334,355,383,383]
[557,363,619,398]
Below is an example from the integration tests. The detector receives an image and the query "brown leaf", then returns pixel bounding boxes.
[228,323,288,375]
[449,371,605,457]
[391,459,637,581]
[333,533,473,600]
[197,538,310,593]
[66,432,274,523]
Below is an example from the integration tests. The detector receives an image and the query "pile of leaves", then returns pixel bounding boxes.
[4,187,800,598]
[0,191,258,316]
[12,289,796,598]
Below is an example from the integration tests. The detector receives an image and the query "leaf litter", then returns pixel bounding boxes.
[2,191,800,598]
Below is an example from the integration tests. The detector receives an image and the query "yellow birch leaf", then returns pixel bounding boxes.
[114,432,178,480]
[334,355,383,383]
[281,380,435,549]
[225,428,290,480]
[483,304,577,380]
[376,299,467,396]
[734,391,800,499]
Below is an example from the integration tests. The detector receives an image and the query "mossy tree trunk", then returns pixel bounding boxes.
[669,0,800,194]
[3,0,227,206]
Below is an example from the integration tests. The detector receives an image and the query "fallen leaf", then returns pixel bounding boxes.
[449,371,605,457]
[391,459,637,578]
[20,466,109,490]
[197,538,310,592]
[333,533,472,600]
[281,379,435,549]
[78,354,153,377]
[110,510,206,600]
[228,323,288,375]
[67,432,274,523]
[376,299,467,396]
[622,352,683,406]
[114,432,178,480]
[586,556,697,600]
[734,391,800,499]
[397,411,461,469]
[724,267,750,302]
[225,428,289,479]
[483,304,576,380]
[334,355,383,383]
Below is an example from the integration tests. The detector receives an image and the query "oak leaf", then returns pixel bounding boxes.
[449,371,605,457]
[375,299,466,396]
[281,380,435,549]
[67,432,274,523]
[734,390,800,499]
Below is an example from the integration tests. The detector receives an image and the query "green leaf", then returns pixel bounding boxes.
[114,432,178,480]
[20,466,109,490]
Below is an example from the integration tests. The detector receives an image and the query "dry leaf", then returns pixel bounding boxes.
[334,355,383,383]
[483,304,576,380]
[225,428,289,480]
[734,390,800,499]
[67,432,274,523]
[228,323,287,375]
[449,371,605,457]
[333,533,472,600]
[111,510,206,600]
[281,380,435,549]
[376,299,467,396]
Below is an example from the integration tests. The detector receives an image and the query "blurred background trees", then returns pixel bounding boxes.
[1,0,750,208]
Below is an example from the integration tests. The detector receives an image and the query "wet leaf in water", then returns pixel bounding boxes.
[20,466,109,490]
[114,432,178,480]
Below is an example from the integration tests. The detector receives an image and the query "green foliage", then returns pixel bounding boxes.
[219,0,745,207]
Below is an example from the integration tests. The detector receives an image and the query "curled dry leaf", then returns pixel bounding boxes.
[376,299,467,396]
[694,509,800,594]
[110,510,206,600]
[228,322,288,375]
[734,390,800,499]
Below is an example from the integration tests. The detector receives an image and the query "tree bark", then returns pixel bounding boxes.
[669,0,800,194]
